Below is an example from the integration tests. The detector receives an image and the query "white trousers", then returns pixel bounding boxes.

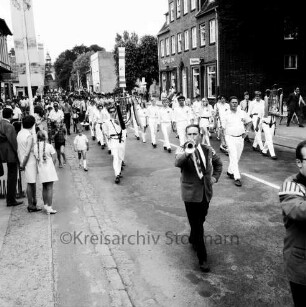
[199,118,211,146]
[161,122,171,149]
[177,121,188,146]
[225,135,244,180]
[148,118,158,145]
[132,114,139,137]
[262,122,276,156]
[252,116,263,150]
[95,123,104,145]
[89,118,95,137]
[110,139,125,176]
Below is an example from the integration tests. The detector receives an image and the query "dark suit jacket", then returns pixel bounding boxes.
[175,144,222,203]
[287,92,300,111]
[0,119,18,163]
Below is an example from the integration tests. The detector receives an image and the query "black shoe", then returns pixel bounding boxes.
[164,146,167,151]
[299,125,304,127]
[261,151,269,157]
[119,173,123,178]
[7,200,23,207]
[135,135,140,140]
[92,136,95,140]
[271,156,278,160]
[108,150,111,155]
[97,141,101,145]
[252,146,259,152]
[115,176,120,184]
[199,261,210,273]
[153,144,157,148]
[101,144,105,149]
[235,179,242,187]
[227,172,234,179]
[168,148,172,153]
[27,207,42,213]
[286,124,290,127]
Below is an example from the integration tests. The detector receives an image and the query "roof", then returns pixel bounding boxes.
[157,22,170,36]
[195,0,218,18]
[0,18,12,36]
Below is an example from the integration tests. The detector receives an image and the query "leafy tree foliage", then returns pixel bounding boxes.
[54,44,104,90]
[71,51,94,88]
[113,31,159,93]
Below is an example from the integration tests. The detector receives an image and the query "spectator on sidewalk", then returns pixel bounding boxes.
[0,108,23,207]
[53,122,67,168]
[17,115,41,212]
[34,131,58,214]
[287,87,304,127]
[279,140,306,307]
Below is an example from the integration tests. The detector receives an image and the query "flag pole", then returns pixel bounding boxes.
[21,0,34,115]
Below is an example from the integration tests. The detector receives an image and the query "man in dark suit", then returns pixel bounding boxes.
[0,108,23,207]
[175,124,222,272]
[287,87,304,127]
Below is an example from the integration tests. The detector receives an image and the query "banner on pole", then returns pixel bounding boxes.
[118,47,126,88]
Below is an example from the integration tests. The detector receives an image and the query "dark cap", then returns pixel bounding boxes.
[178,95,185,101]
[254,91,261,96]
[244,91,249,96]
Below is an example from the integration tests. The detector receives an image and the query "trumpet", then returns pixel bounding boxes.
[184,140,196,154]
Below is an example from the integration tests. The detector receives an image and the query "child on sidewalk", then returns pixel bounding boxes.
[73,127,89,171]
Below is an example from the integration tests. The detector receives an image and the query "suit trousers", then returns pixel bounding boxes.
[6,162,18,204]
[185,199,210,264]
[290,282,306,307]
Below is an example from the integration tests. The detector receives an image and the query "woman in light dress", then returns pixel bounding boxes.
[138,101,148,143]
[34,131,58,214]
[17,115,41,212]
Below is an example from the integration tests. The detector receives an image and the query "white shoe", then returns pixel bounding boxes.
[44,204,48,212]
[46,206,57,214]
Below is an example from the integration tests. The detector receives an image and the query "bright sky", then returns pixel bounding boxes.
[0,0,168,61]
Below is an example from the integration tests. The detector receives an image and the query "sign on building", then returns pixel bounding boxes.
[190,58,200,65]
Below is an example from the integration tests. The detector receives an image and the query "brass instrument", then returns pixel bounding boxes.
[184,140,196,154]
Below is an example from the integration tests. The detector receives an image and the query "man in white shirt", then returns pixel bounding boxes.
[158,99,173,153]
[173,96,192,146]
[48,102,64,124]
[86,100,97,140]
[147,98,159,148]
[10,101,22,121]
[248,91,265,152]
[222,96,252,187]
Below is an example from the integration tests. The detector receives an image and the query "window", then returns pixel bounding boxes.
[166,13,169,25]
[170,2,174,21]
[160,40,165,57]
[192,68,200,97]
[171,71,176,90]
[199,23,206,46]
[184,30,189,51]
[171,36,176,54]
[166,38,170,56]
[207,65,216,98]
[284,55,298,69]
[209,19,216,44]
[162,72,167,91]
[191,27,197,49]
[177,33,182,53]
[177,0,181,18]
[191,0,196,10]
[183,0,188,14]
[284,17,298,40]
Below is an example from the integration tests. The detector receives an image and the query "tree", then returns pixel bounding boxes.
[71,51,94,89]
[138,35,159,92]
[113,31,140,92]
[54,44,104,90]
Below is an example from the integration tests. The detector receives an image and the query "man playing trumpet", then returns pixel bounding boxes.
[175,124,222,272]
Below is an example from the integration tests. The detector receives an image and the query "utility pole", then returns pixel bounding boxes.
[21,0,34,115]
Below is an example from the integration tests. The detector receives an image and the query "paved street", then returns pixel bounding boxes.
[0,122,304,307]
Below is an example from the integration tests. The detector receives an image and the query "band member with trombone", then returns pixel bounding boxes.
[175,124,222,272]
[158,98,173,153]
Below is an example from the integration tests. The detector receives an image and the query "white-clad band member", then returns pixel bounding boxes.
[93,104,110,150]
[158,98,173,153]
[198,98,213,146]
[85,99,97,140]
[222,96,252,187]
[138,101,148,143]
[192,95,202,125]
[261,91,278,160]
[214,96,230,154]
[173,96,192,146]
[105,106,126,184]
[131,94,140,140]
[147,98,159,148]
[248,91,265,152]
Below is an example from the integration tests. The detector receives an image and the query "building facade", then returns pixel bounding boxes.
[90,51,116,94]
[0,18,12,100]
[158,0,306,101]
